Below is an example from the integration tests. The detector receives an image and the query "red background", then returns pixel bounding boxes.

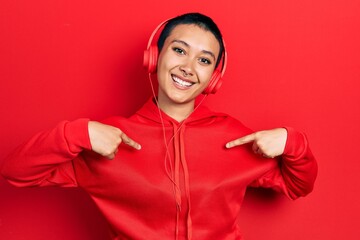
[0,0,359,239]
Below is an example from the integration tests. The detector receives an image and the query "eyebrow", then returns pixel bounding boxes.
[171,39,216,61]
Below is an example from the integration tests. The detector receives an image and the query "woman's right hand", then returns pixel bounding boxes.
[88,121,141,159]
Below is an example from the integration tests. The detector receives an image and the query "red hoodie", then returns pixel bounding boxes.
[1,98,317,240]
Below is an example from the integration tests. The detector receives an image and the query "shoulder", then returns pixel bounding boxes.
[219,114,253,137]
[193,107,254,137]
[209,108,251,129]
[98,115,151,131]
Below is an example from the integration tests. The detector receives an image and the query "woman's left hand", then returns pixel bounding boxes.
[226,128,288,158]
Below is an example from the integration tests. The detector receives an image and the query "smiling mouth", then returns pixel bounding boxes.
[171,74,194,88]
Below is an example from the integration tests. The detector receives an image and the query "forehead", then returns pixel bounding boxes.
[165,24,220,57]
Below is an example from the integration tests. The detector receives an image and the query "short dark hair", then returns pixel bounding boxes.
[157,12,225,68]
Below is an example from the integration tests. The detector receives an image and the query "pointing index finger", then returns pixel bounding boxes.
[226,133,256,149]
[120,132,141,150]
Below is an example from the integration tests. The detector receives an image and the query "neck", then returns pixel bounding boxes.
[157,96,195,123]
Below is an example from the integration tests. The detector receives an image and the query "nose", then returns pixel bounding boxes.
[179,60,194,77]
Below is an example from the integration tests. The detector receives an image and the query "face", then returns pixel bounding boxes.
[156,24,220,110]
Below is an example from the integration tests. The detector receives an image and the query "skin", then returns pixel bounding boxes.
[156,24,220,122]
[88,23,287,159]
[226,128,287,158]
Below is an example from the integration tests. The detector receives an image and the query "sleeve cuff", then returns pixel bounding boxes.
[282,127,308,159]
[64,118,92,153]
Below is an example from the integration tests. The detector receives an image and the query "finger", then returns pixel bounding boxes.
[105,148,119,160]
[106,153,115,160]
[252,143,260,154]
[120,132,141,150]
[252,143,271,158]
[226,133,256,148]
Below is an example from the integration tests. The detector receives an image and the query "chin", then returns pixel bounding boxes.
[158,84,203,106]
[169,95,195,105]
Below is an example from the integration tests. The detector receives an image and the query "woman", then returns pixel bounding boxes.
[1,13,317,240]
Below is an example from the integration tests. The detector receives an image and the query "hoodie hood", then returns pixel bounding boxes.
[134,97,228,127]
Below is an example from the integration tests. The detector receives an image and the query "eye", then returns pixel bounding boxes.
[172,47,185,55]
[199,57,212,65]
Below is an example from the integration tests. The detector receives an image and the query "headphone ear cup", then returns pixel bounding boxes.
[143,45,159,73]
[203,69,223,94]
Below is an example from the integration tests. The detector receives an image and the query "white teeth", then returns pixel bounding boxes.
[172,75,193,87]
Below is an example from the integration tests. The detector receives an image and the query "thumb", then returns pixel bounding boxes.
[226,133,256,149]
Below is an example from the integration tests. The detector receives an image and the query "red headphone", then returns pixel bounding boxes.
[143,20,227,95]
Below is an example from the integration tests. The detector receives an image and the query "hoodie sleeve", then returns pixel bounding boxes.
[0,118,92,187]
[250,127,318,200]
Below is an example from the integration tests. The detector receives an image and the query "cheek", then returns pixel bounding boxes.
[156,58,174,88]
[157,53,174,75]
[199,68,215,85]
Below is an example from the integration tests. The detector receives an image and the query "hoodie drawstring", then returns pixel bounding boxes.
[166,122,192,240]
[179,125,193,240]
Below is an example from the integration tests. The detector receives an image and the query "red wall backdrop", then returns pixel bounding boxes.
[1,0,359,239]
